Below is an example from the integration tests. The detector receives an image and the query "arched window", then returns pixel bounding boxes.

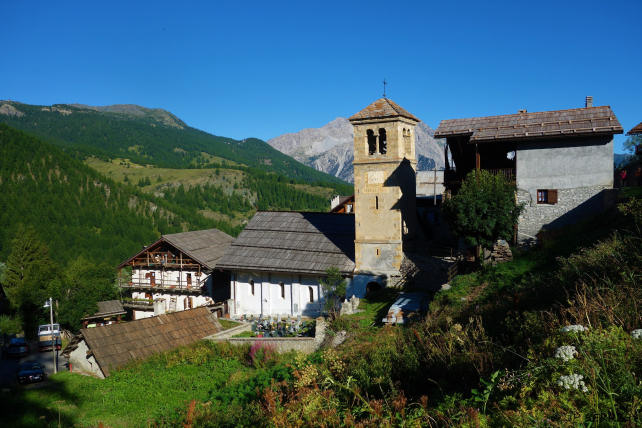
[378,128,387,154]
[367,129,376,155]
[250,279,255,296]
[309,286,314,302]
[280,282,285,299]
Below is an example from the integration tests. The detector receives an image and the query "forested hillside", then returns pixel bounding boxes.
[0,124,218,266]
[0,101,351,188]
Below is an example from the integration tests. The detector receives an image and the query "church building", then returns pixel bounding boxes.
[220,98,422,316]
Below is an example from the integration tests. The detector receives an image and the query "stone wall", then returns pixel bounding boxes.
[517,185,614,242]
[207,319,326,354]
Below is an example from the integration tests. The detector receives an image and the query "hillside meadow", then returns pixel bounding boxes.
[4,195,641,427]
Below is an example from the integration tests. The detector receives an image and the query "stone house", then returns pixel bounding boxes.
[117,228,234,319]
[434,98,623,242]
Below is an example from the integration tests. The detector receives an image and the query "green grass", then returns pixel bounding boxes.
[218,319,241,330]
[1,341,293,427]
[330,288,400,332]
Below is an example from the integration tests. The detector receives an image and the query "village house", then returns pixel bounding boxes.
[118,228,234,319]
[434,97,623,242]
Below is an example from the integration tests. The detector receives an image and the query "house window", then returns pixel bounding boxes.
[280,282,285,299]
[309,286,314,303]
[367,129,376,155]
[537,189,558,204]
[186,273,192,286]
[378,128,387,154]
[250,280,255,296]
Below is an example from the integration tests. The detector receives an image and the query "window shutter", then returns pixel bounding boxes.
[548,189,558,204]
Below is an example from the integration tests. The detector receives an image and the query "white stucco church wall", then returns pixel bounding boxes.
[229,271,349,318]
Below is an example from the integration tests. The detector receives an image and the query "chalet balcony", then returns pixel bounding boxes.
[119,280,205,294]
[486,168,516,182]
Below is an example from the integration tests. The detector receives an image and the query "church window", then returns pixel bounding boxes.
[378,128,387,154]
[367,129,376,155]
[280,282,285,299]
[376,248,380,256]
[250,279,255,296]
[309,286,314,302]
[375,196,379,210]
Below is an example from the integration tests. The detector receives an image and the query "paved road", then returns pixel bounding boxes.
[0,342,68,388]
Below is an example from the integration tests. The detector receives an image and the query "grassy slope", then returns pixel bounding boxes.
[0,101,352,189]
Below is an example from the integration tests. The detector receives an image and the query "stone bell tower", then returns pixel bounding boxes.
[349,98,419,275]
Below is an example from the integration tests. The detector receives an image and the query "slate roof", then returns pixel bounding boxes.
[82,300,126,321]
[434,106,623,142]
[349,98,420,122]
[217,211,355,275]
[118,228,234,270]
[627,122,642,135]
[80,307,221,377]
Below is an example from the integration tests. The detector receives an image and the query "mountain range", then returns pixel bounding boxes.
[267,117,445,183]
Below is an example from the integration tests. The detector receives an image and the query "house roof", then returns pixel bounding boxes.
[331,195,354,213]
[79,307,221,377]
[118,228,234,270]
[627,122,642,135]
[434,106,623,142]
[82,300,126,321]
[216,211,355,275]
[349,98,420,123]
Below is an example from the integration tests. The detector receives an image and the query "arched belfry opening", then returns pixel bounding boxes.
[367,129,376,155]
[378,128,387,154]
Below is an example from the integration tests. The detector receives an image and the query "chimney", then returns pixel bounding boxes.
[518,109,527,114]
[585,96,593,108]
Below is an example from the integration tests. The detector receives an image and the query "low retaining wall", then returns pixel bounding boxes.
[207,319,326,354]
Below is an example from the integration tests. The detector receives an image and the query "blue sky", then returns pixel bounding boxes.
[1,0,640,152]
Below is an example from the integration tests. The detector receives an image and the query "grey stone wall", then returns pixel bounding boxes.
[207,319,326,354]
[517,185,611,242]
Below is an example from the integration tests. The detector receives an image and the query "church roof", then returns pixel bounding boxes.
[217,211,355,275]
[118,228,234,270]
[349,98,420,122]
[434,106,623,142]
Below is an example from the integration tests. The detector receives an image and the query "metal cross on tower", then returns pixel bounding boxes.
[382,78,387,98]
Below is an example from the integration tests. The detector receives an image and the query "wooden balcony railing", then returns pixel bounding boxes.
[119,281,204,293]
[486,168,516,181]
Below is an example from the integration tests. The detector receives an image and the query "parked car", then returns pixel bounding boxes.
[17,362,46,384]
[38,324,61,351]
[5,337,29,358]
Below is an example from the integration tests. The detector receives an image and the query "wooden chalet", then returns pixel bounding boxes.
[118,228,234,319]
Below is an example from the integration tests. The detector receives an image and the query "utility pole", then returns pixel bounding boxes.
[44,297,57,374]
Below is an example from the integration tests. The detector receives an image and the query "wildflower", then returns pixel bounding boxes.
[560,325,587,333]
[557,373,589,392]
[632,329,642,340]
[555,345,577,362]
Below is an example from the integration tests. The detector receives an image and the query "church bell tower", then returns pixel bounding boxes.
[349,98,419,275]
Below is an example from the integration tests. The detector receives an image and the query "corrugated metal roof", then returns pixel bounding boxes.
[349,98,420,122]
[118,228,234,270]
[217,211,355,275]
[434,106,623,142]
[81,307,221,377]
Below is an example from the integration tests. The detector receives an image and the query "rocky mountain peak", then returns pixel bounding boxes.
[267,117,444,183]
